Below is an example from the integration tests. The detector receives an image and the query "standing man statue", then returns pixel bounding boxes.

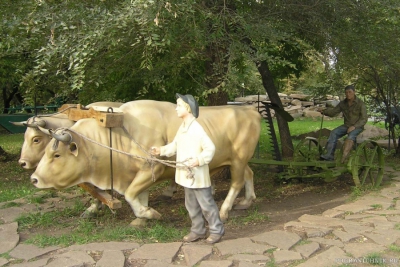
[320,85,368,162]
[151,93,225,244]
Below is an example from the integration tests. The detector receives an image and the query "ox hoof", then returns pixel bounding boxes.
[234,199,253,210]
[80,203,104,218]
[130,218,148,228]
[220,212,229,223]
[138,207,162,220]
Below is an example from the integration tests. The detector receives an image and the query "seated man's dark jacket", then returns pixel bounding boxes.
[324,96,368,129]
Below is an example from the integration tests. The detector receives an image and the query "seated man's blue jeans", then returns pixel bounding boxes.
[321,125,363,161]
[328,125,363,145]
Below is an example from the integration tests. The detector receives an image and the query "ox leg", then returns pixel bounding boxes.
[81,198,104,218]
[125,170,162,222]
[159,182,178,198]
[234,165,256,209]
[219,164,256,222]
[130,190,149,228]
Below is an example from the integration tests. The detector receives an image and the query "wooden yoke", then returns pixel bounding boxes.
[58,104,123,209]
[58,104,124,127]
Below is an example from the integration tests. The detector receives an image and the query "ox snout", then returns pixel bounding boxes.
[30,177,38,186]
[19,159,27,168]
[19,158,35,170]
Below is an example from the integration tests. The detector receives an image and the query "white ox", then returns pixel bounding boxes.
[31,100,261,223]
[14,102,124,170]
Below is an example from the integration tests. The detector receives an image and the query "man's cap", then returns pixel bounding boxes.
[176,93,199,118]
[345,85,355,91]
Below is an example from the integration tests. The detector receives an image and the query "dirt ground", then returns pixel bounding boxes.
[149,170,355,241]
[5,158,372,243]
[16,168,356,242]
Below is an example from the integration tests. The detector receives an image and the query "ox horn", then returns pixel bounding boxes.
[50,130,72,143]
[25,120,46,128]
[9,121,27,126]
[37,126,52,136]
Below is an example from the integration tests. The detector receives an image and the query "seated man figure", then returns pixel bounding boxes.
[320,85,368,162]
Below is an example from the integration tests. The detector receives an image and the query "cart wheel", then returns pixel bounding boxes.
[294,137,323,162]
[349,140,384,188]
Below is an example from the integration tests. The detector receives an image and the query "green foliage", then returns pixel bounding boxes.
[0,134,35,202]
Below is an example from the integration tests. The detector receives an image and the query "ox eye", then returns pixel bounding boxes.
[54,154,60,158]
[33,138,40,143]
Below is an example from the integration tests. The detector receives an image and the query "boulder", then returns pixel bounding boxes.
[303,110,323,118]
[357,125,389,142]
[291,99,302,106]
[290,93,310,100]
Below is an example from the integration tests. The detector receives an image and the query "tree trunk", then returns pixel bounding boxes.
[207,90,229,106]
[256,60,294,158]
[204,40,230,106]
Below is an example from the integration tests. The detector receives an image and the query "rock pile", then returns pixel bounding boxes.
[234,93,340,119]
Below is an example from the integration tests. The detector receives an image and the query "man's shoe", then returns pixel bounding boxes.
[183,232,206,242]
[320,155,334,161]
[206,233,223,244]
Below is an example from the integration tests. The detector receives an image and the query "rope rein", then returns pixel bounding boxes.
[35,106,195,184]
[64,127,195,183]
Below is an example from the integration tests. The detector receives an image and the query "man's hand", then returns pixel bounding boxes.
[150,147,160,156]
[187,157,199,168]
[347,126,356,133]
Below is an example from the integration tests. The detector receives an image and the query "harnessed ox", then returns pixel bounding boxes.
[12,102,124,170]
[31,100,261,224]
[11,102,123,216]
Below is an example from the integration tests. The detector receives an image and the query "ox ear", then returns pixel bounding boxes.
[69,142,78,157]
[69,142,79,157]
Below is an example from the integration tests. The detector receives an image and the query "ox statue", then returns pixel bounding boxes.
[12,102,124,170]
[11,102,124,217]
[31,100,261,224]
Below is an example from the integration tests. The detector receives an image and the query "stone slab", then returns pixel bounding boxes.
[342,223,374,234]
[308,237,344,248]
[9,244,60,261]
[0,207,26,223]
[227,254,270,263]
[52,250,95,264]
[251,230,301,250]
[96,250,125,267]
[128,242,182,264]
[333,230,362,242]
[215,238,274,256]
[294,242,320,258]
[364,230,400,246]
[0,258,8,267]
[68,241,140,251]
[344,214,375,220]
[298,214,349,228]
[237,261,262,267]
[0,222,19,254]
[143,260,175,267]
[322,209,345,218]
[273,249,302,263]
[343,243,386,258]
[198,260,233,267]
[8,258,49,267]
[46,257,84,267]
[296,246,347,267]
[182,244,212,267]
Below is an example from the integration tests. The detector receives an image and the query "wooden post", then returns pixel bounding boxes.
[78,183,122,209]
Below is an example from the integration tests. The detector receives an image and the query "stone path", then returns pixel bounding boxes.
[1,169,400,267]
